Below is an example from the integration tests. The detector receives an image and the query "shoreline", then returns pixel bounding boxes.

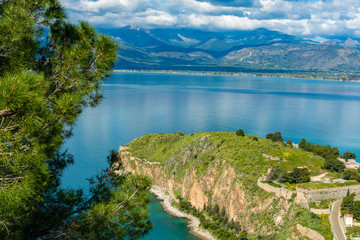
[113,69,360,82]
[150,185,216,240]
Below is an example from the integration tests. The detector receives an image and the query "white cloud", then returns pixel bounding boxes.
[61,0,360,38]
[62,0,153,13]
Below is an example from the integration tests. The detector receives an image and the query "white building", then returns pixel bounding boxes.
[345,214,353,227]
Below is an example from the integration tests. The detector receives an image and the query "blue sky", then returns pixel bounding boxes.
[60,0,360,39]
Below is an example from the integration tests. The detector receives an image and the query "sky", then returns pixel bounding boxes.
[60,0,360,39]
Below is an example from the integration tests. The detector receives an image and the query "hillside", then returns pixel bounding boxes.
[98,26,360,74]
[119,132,349,239]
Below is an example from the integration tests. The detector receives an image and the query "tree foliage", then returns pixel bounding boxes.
[299,138,346,172]
[0,0,151,239]
[343,152,357,160]
[236,129,245,137]
[299,138,339,160]
[284,167,310,183]
[268,166,310,183]
[323,158,345,173]
[343,169,360,181]
[266,131,283,142]
[341,193,355,215]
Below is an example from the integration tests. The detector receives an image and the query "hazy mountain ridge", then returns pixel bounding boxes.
[98,26,360,72]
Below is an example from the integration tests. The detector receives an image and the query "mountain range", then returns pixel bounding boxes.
[98,26,360,73]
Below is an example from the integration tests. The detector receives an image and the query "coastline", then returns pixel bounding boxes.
[150,185,216,240]
[113,69,360,82]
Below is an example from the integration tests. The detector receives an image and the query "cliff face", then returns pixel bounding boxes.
[119,132,333,239]
[119,145,291,236]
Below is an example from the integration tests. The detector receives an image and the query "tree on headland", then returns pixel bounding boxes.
[266,133,273,140]
[323,158,345,172]
[236,129,245,136]
[266,131,283,142]
[280,167,310,183]
[343,169,360,181]
[343,152,357,160]
[0,0,151,239]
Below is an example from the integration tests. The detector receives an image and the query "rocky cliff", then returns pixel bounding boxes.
[119,132,333,239]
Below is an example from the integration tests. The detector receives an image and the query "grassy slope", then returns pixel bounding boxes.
[126,132,334,239]
[127,132,324,189]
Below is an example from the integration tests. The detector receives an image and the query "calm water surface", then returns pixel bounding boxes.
[63,72,360,239]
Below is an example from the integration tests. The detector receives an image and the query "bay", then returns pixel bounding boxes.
[62,71,360,239]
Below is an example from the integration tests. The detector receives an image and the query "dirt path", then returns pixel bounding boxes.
[311,173,327,182]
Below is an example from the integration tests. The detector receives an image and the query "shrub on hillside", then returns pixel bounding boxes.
[323,158,345,172]
[343,152,357,160]
[266,131,284,142]
[236,129,245,136]
[343,169,360,181]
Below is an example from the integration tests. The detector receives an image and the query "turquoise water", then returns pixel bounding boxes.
[62,72,360,239]
[145,195,199,240]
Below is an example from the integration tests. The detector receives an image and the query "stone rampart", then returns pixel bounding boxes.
[297,185,360,202]
[310,208,331,215]
[257,178,293,200]
[258,176,360,209]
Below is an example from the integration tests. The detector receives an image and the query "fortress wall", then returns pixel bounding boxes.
[298,185,360,202]
[257,178,293,200]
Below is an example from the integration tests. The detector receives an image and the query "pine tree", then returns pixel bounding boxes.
[0,1,151,239]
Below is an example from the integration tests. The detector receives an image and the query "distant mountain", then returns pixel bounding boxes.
[98,26,360,73]
[323,38,360,50]
[223,43,360,71]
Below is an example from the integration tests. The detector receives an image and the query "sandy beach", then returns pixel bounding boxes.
[150,185,216,240]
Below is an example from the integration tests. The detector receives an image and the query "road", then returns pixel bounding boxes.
[331,200,346,240]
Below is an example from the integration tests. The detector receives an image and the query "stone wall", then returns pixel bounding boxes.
[298,185,360,202]
[310,208,331,215]
[257,177,360,209]
[257,177,293,200]
[296,224,325,240]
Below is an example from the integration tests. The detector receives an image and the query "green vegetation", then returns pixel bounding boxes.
[343,169,360,181]
[127,131,337,238]
[346,227,360,238]
[293,181,360,190]
[296,210,333,239]
[299,138,340,160]
[299,138,345,173]
[266,131,284,142]
[0,1,151,239]
[261,181,282,188]
[236,129,245,137]
[309,200,333,209]
[267,166,310,184]
[175,195,257,240]
[127,132,319,194]
[343,152,357,160]
[341,192,360,219]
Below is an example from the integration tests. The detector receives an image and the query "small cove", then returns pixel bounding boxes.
[145,195,200,240]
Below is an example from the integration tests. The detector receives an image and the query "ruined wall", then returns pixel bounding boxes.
[310,208,331,215]
[298,185,360,202]
[257,177,293,200]
[257,173,360,208]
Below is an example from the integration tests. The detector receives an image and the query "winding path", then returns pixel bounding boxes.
[330,200,346,240]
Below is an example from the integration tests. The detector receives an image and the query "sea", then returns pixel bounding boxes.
[62,71,360,239]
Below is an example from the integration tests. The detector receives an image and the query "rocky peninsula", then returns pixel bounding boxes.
[118,132,359,239]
